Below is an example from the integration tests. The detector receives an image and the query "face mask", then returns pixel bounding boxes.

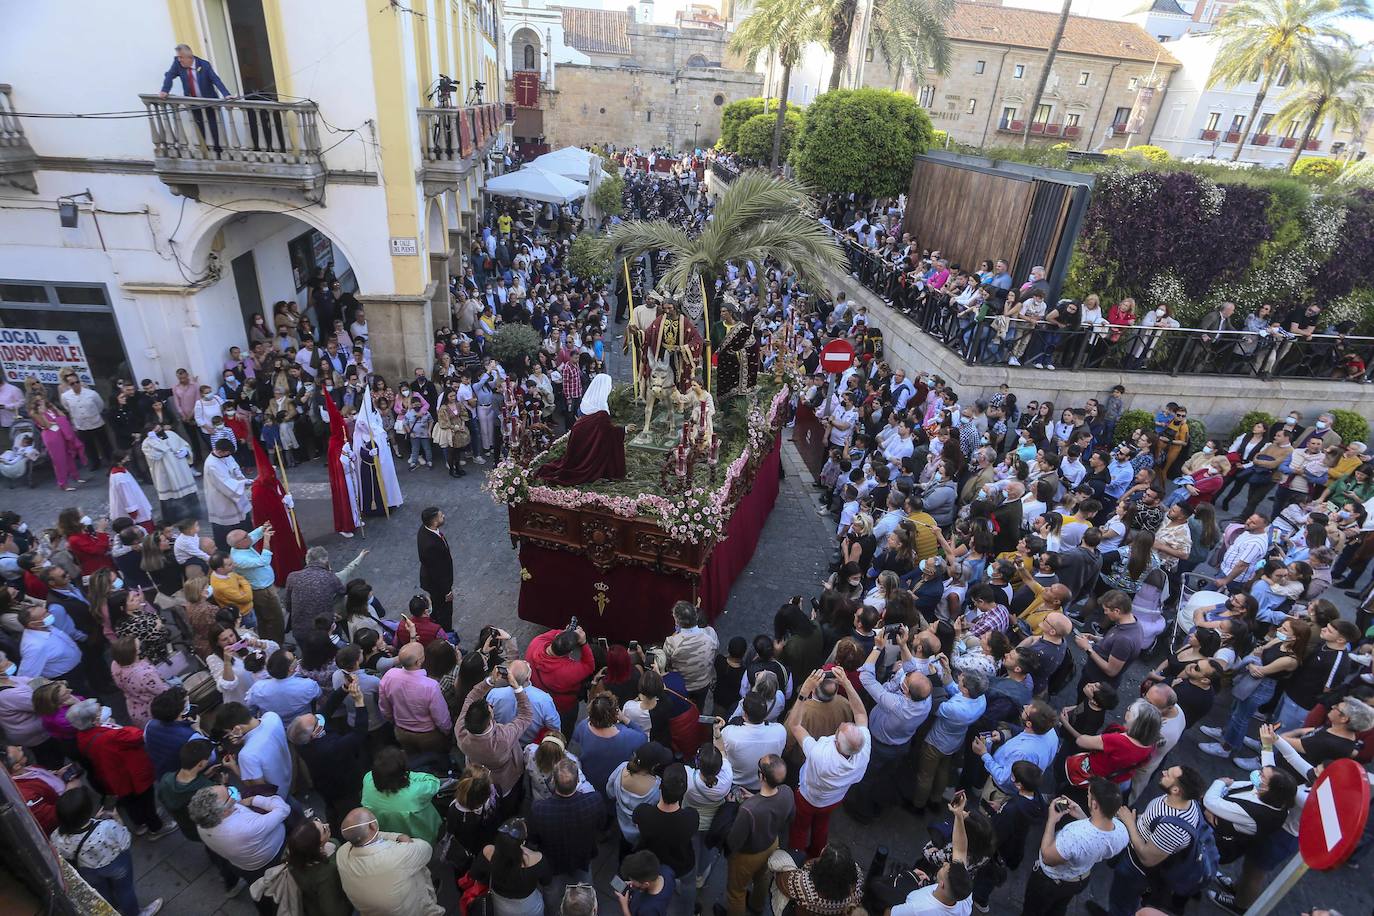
[933,472,942,483]
[17,522,27,534]
[42,613,56,628]
[313,713,326,738]
[1248,770,1263,791]
[1155,308,1166,317]
[1276,630,1291,641]
[80,515,92,526]
[204,584,214,598]
[227,786,242,803]
[1316,420,1328,430]
[1,663,15,676]
[1202,447,1213,455]
[182,700,192,718]
[112,578,123,590]
[976,489,988,501]
[99,705,112,723]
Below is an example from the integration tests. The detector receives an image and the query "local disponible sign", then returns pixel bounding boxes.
[0,328,95,386]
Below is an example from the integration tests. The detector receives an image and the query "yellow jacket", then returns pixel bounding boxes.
[211,572,254,616]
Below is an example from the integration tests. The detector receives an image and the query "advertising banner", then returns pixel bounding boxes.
[0,327,95,385]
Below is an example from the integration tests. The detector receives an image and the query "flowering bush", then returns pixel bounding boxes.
[1291,158,1343,182]
[485,459,531,505]
[654,488,726,543]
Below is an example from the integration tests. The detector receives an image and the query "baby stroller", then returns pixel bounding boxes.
[1,418,43,488]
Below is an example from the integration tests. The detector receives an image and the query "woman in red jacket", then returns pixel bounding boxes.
[57,508,114,577]
[69,699,175,839]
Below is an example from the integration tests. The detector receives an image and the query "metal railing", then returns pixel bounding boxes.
[139,94,323,165]
[710,158,740,185]
[833,234,1374,382]
[419,106,473,164]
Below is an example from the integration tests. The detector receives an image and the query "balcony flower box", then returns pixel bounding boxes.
[1224,131,1241,142]
[1305,139,1321,150]
[1252,133,1270,146]
[1064,125,1081,138]
[1044,123,1061,136]
[1279,137,1297,148]
[1110,124,1128,137]
[1029,122,1045,134]
[1009,120,1024,131]
[1200,128,1219,141]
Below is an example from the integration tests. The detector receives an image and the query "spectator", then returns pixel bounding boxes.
[52,787,164,916]
[335,805,445,916]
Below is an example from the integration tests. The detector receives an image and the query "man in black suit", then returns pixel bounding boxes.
[417,506,455,630]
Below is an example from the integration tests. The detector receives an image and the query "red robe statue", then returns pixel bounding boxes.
[323,396,358,535]
[249,436,306,585]
[535,374,625,485]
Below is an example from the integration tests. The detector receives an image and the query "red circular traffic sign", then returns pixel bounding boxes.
[819,339,855,374]
[1299,757,1370,870]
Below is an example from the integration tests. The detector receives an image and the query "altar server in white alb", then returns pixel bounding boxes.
[203,436,252,549]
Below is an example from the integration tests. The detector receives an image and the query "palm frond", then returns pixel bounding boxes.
[1206,0,1356,89]
[1271,44,1374,131]
[870,0,954,78]
[600,220,693,265]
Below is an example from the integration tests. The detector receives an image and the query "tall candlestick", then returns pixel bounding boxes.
[709,434,720,465]
[675,445,687,478]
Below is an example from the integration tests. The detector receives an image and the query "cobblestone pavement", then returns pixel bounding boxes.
[5,427,1370,914]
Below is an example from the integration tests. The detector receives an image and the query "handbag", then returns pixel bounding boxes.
[663,687,706,758]
[705,798,741,850]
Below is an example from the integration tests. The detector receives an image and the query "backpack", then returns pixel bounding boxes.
[1148,811,1221,898]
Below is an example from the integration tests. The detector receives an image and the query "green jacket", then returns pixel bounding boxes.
[360,770,443,843]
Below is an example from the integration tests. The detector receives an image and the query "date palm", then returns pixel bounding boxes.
[1206,0,1368,162]
[600,171,843,328]
[1272,45,1374,171]
[825,0,952,92]
[729,0,824,169]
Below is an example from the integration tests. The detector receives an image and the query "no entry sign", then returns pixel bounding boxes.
[819,339,855,374]
[1299,757,1370,870]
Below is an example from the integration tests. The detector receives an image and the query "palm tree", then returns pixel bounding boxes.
[729,0,824,169]
[1272,44,1374,171]
[825,0,952,92]
[1020,0,1071,149]
[601,171,844,330]
[1206,0,1368,162]
[869,0,955,93]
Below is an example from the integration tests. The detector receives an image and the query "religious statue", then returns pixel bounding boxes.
[640,295,703,394]
[712,298,762,399]
[625,290,660,359]
[671,380,715,448]
[536,374,626,485]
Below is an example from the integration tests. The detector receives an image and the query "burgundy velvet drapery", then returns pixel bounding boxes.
[516,434,782,642]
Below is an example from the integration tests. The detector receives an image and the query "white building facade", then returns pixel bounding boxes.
[0,0,508,395]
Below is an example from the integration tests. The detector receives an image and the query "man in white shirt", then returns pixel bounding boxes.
[1022,778,1128,916]
[295,338,319,378]
[719,693,786,790]
[888,794,974,915]
[788,668,869,859]
[189,784,289,876]
[883,420,916,465]
[1214,513,1271,591]
[218,703,294,799]
[58,374,109,469]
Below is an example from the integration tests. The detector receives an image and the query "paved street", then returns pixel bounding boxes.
[3,436,1370,914]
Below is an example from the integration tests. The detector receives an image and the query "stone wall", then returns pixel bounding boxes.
[543,63,763,150]
[821,265,1374,435]
[863,45,1173,151]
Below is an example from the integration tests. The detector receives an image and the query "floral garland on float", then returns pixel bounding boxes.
[486,384,791,544]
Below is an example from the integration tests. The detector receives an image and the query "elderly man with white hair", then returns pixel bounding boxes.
[787,666,869,859]
[226,525,285,643]
[335,806,444,916]
[188,784,289,879]
[284,545,369,647]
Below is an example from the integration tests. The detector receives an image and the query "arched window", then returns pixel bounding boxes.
[524,43,537,70]
[686,54,708,68]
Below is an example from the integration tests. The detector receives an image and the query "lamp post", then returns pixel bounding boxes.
[693,120,701,148]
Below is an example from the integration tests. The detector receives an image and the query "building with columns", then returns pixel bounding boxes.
[0,0,508,393]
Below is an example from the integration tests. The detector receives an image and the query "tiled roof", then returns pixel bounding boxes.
[946,2,1181,66]
[1151,0,1188,14]
[557,6,632,55]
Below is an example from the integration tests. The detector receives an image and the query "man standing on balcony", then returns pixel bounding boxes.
[159,44,233,153]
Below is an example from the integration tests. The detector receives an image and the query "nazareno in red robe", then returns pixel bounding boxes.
[534,411,626,485]
[323,395,358,535]
[249,435,306,585]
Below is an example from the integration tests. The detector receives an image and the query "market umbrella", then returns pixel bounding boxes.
[484,165,589,205]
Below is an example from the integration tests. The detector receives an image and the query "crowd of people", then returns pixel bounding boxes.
[0,151,1368,916]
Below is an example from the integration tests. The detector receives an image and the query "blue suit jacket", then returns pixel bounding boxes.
[160,56,231,98]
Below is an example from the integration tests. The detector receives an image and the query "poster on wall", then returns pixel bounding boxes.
[0,327,95,386]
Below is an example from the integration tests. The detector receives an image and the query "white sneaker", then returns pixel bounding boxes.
[1007,356,1020,366]
[147,822,178,841]
[473,455,486,464]
[1044,363,1056,370]
[1233,756,1261,771]
[138,900,164,916]
[1199,741,1232,759]
[1200,725,1224,741]
[340,531,354,538]
[1242,736,1262,752]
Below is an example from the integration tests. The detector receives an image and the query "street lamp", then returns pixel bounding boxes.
[693,120,702,148]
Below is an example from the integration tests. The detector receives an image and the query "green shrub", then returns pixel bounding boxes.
[488,323,542,373]
[719,97,768,151]
[790,88,935,198]
[592,174,625,216]
[1185,417,1207,452]
[1229,409,1278,441]
[736,109,803,163]
[1292,157,1343,182]
[1114,409,1156,445]
[568,232,611,283]
[1331,409,1370,448]
[1103,145,1170,165]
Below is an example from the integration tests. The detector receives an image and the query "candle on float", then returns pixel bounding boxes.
[675,445,688,477]
[709,434,720,464]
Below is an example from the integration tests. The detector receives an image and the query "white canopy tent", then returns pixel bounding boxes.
[484,166,589,205]
[529,146,611,182]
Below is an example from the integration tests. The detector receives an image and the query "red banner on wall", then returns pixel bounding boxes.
[514,71,540,108]
[459,108,473,159]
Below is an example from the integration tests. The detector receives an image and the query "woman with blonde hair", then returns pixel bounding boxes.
[523,732,592,802]
[28,393,86,490]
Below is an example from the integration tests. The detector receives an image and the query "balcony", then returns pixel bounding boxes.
[418,103,503,197]
[1064,125,1081,139]
[1028,121,1045,134]
[1044,123,1061,136]
[1305,139,1321,150]
[1224,130,1242,142]
[139,95,326,201]
[996,119,1025,133]
[1279,136,1298,148]
[0,84,38,193]
[1109,123,1128,137]
[1199,128,1219,141]
[1251,133,1271,146]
